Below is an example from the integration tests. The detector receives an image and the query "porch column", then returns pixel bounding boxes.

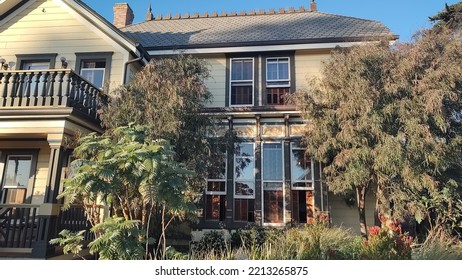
[32,133,67,258]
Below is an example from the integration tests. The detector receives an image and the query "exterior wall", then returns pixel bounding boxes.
[0,0,129,89]
[203,55,227,108]
[0,140,50,205]
[294,49,331,91]
[329,190,376,234]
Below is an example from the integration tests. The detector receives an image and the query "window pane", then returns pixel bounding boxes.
[231,60,242,80]
[81,69,105,88]
[236,143,253,157]
[231,85,252,105]
[263,190,284,223]
[235,160,254,180]
[4,156,32,188]
[263,143,282,180]
[242,60,253,80]
[267,62,278,81]
[207,181,226,193]
[291,148,312,182]
[235,181,255,196]
[206,195,225,221]
[279,60,289,80]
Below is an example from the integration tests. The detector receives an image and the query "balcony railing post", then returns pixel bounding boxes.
[0,72,11,107]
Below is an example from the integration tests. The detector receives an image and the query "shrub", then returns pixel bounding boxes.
[191,230,228,258]
[361,216,413,260]
[412,234,462,260]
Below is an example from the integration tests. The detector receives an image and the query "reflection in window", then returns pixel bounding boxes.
[234,143,255,198]
[230,58,253,105]
[4,155,32,188]
[263,143,284,223]
[205,144,227,221]
[80,60,106,88]
[291,144,313,190]
[266,57,290,105]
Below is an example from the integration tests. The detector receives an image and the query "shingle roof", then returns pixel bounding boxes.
[120,8,397,50]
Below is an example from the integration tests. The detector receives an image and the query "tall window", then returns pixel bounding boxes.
[262,143,284,224]
[230,58,254,106]
[80,60,106,88]
[266,57,290,105]
[234,143,255,222]
[290,144,315,223]
[205,145,227,221]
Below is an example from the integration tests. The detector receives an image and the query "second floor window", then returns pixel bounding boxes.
[80,60,106,88]
[266,57,290,105]
[230,58,253,106]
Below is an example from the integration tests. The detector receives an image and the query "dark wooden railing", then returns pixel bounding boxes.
[0,205,40,249]
[57,205,95,241]
[0,69,104,120]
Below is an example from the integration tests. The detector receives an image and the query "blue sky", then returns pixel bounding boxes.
[83,0,459,42]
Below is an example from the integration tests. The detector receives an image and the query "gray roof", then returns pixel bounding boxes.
[121,9,397,50]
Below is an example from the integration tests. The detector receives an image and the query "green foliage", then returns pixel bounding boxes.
[49,230,86,259]
[430,2,462,31]
[101,54,220,191]
[88,217,148,260]
[191,231,228,258]
[412,235,462,260]
[296,27,462,236]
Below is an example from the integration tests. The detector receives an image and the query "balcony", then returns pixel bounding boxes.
[0,69,105,120]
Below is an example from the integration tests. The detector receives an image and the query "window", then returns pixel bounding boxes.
[0,151,37,204]
[265,57,291,105]
[80,60,106,88]
[234,143,255,222]
[75,52,113,89]
[290,144,315,223]
[234,143,255,198]
[290,144,313,190]
[205,145,227,221]
[230,58,254,106]
[262,143,284,224]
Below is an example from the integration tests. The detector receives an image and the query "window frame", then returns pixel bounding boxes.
[0,149,39,204]
[229,57,255,107]
[266,57,290,88]
[261,142,285,225]
[75,52,113,89]
[233,142,255,199]
[290,143,314,190]
[205,146,227,196]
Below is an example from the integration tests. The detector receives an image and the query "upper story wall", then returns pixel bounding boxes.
[201,49,331,108]
[0,0,133,90]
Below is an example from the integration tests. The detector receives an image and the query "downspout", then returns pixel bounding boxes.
[123,56,143,84]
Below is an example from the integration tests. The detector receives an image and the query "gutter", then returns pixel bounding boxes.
[123,57,143,84]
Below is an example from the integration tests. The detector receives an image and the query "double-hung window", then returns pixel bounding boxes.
[234,143,255,222]
[266,57,290,105]
[230,58,254,106]
[80,60,106,88]
[0,151,37,204]
[205,145,227,221]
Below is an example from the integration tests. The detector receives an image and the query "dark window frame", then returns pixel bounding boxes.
[75,52,113,88]
[16,53,57,70]
[262,52,295,105]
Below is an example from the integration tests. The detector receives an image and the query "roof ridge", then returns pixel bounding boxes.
[148,5,315,21]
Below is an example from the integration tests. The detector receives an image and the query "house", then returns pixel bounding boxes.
[0,0,396,258]
[119,1,397,238]
[0,0,148,258]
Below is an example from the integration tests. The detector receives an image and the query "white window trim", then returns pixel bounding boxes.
[266,57,290,88]
[290,143,314,190]
[261,142,286,225]
[229,57,255,107]
[233,143,255,199]
[80,64,106,88]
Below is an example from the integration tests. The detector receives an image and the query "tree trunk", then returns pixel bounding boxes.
[356,185,368,238]
[374,184,383,226]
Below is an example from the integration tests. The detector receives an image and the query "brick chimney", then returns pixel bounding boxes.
[310,0,317,12]
[113,3,134,28]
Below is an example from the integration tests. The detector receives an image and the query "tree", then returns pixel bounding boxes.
[59,125,195,259]
[296,28,462,238]
[429,2,462,31]
[101,54,220,190]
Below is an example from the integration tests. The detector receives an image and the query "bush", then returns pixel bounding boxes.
[412,234,462,260]
[191,231,228,258]
[361,216,413,260]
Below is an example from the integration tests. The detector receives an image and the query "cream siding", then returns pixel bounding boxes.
[0,141,50,205]
[329,191,376,235]
[294,49,331,91]
[203,56,226,108]
[0,0,128,89]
